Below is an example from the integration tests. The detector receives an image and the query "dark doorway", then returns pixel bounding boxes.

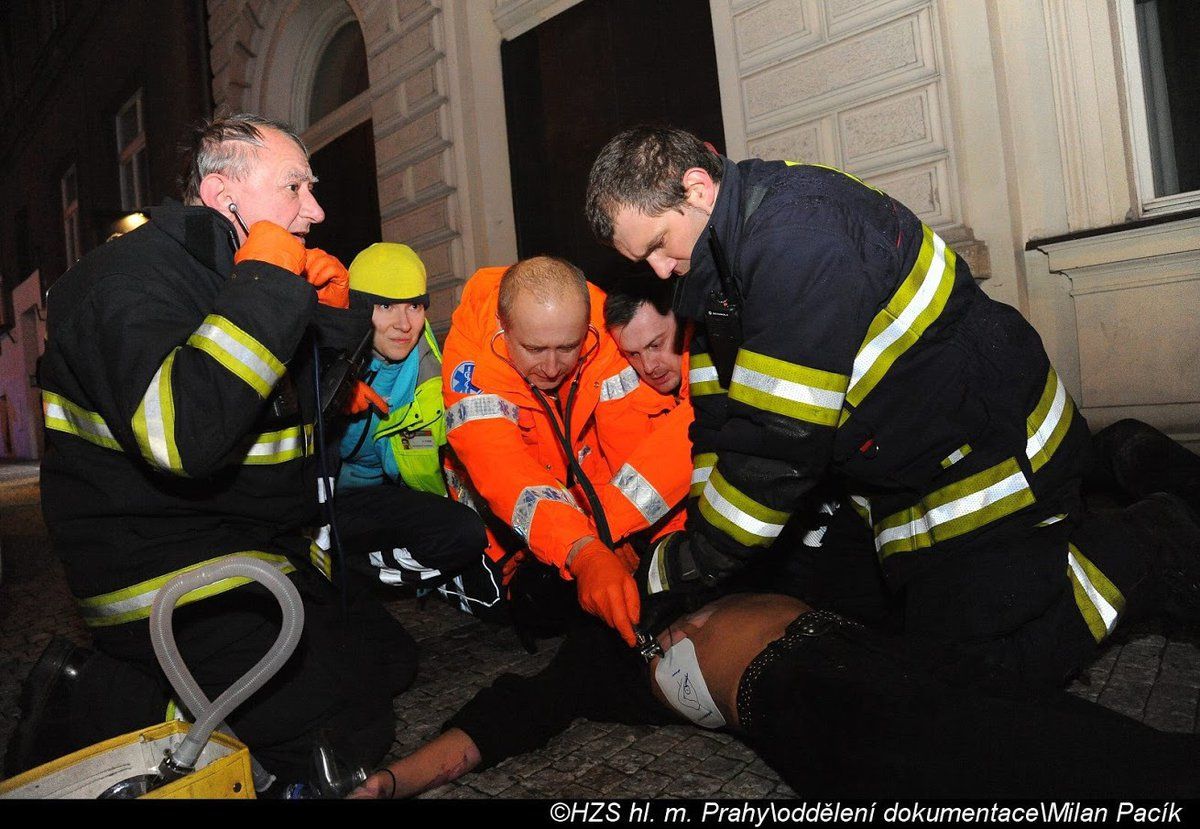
[502,0,725,288]
[306,119,381,266]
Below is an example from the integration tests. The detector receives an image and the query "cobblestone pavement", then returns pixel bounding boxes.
[2,476,1198,798]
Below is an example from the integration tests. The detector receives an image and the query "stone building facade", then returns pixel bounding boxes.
[203,0,1199,450]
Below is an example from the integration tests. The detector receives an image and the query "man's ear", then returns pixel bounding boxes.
[681,168,716,210]
[198,173,230,213]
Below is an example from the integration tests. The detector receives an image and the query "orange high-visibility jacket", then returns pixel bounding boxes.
[441,267,692,577]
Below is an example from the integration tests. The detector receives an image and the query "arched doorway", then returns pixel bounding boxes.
[299,13,380,265]
[247,1,381,265]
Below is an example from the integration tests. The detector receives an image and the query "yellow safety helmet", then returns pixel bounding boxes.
[348,242,429,306]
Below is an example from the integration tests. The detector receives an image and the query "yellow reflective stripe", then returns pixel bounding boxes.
[841,225,956,424]
[1036,513,1067,528]
[849,495,872,526]
[187,314,285,399]
[43,391,122,452]
[164,699,186,723]
[646,540,670,595]
[76,551,296,627]
[241,423,314,465]
[689,352,725,397]
[1067,543,1124,642]
[691,452,717,497]
[875,458,1034,559]
[940,443,972,469]
[698,468,789,549]
[1025,367,1075,472]
[729,350,847,427]
[132,348,185,475]
[309,539,333,581]
[783,161,883,194]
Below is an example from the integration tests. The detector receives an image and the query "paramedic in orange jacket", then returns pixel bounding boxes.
[442,257,691,645]
[602,280,700,499]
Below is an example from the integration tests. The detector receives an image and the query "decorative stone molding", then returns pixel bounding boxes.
[492,0,586,41]
[1035,216,1200,449]
[1041,0,1133,231]
[205,0,465,329]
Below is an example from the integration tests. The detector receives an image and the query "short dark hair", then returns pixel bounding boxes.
[603,278,675,330]
[179,113,307,204]
[585,125,724,244]
[498,256,590,328]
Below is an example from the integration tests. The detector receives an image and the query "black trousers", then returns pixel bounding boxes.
[756,494,1154,690]
[740,612,1200,798]
[334,484,487,589]
[902,507,1151,689]
[67,567,413,783]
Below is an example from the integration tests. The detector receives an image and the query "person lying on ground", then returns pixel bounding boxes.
[350,591,1200,799]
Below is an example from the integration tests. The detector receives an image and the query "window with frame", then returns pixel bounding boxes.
[61,165,81,266]
[1118,0,1200,214]
[115,90,149,211]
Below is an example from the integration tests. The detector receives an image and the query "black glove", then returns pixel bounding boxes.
[635,531,718,634]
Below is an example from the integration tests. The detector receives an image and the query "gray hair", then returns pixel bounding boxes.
[180,113,308,204]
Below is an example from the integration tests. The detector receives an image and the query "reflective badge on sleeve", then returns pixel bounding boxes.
[450,361,482,395]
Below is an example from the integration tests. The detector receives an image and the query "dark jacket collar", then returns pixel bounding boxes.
[673,156,745,320]
[146,199,239,277]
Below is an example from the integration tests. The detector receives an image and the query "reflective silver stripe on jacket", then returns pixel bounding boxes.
[445,394,520,432]
[612,463,670,524]
[43,391,121,452]
[599,366,640,402]
[1068,546,1119,636]
[511,485,581,542]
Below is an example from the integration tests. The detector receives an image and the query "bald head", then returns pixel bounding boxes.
[497,256,592,391]
[498,256,590,328]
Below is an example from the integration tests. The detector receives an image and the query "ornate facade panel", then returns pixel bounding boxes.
[824,0,927,39]
[718,0,983,274]
[746,117,837,167]
[732,0,822,73]
[741,9,935,133]
[869,159,954,228]
[839,82,942,171]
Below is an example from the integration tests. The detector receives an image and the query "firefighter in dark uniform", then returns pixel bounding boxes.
[585,126,1200,689]
[7,115,413,787]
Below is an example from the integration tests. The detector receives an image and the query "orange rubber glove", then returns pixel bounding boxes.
[569,539,640,646]
[233,221,306,274]
[501,550,526,585]
[343,380,390,416]
[303,248,350,309]
[613,541,640,574]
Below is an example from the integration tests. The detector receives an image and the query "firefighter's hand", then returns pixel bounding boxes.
[304,247,351,309]
[613,541,640,573]
[569,538,640,646]
[233,221,306,274]
[344,380,390,416]
[635,531,711,634]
